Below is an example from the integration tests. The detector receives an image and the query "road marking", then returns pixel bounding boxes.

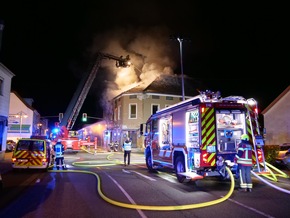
[226,197,275,218]
[131,171,156,181]
[105,172,148,218]
[122,169,131,174]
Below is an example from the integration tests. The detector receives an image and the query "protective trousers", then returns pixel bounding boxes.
[55,157,64,170]
[124,150,131,165]
[238,165,252,189]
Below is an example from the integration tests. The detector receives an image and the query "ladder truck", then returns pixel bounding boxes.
[53,52,131,151]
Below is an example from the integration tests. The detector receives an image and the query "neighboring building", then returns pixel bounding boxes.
[261,85,290,145]
[79,74,208,150]
[7,91,48,142]
[0,63,15,155]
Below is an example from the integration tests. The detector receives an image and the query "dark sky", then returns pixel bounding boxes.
[0,1,289,129]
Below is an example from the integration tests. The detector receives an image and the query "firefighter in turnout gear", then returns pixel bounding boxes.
[54,139,65,170]
[235,134,253,192]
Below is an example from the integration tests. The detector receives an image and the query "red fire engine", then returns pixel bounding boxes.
[141,90,266,182]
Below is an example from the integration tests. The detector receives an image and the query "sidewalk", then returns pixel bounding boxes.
[0,151,13,174]
[0,151,13,190]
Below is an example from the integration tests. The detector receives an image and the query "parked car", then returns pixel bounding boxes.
[6,140,16,152]
[275,143,290,170]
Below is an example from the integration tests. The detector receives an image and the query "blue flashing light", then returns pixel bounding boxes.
[52,128,60,134]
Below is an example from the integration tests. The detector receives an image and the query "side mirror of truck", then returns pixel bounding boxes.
[140,124,144,135]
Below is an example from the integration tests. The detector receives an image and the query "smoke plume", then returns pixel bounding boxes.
[88,26,178,113]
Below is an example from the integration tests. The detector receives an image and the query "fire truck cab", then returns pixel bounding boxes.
[142,90,265,183]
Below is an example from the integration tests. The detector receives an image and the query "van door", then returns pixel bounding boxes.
[29,140,47,168]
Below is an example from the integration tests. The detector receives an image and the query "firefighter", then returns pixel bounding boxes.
[54,139,65,170]
[123,137,132,166]
[235,134,253,192]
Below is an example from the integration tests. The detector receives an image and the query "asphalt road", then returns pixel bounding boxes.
[1,150,290,218]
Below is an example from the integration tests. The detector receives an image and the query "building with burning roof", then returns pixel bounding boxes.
[104,74,208,150]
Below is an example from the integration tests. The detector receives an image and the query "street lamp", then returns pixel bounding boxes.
[15,111,28,139]
[177,37,185,101]
[171,35,189,101]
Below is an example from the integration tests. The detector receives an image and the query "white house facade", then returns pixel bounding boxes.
[0,63,15,156]
[262,85,290,145]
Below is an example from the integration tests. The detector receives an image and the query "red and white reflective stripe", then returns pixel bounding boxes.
[158,150,172,158]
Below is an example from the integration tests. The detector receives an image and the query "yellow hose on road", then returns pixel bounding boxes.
[48,167,235,211]
[253,162,289,182]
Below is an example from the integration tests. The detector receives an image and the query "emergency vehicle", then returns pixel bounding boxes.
[12,138,54,170]
[52,52,131,151]
[141,90,265,183]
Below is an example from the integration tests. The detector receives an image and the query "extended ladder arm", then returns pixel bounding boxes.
[59,52,131,130]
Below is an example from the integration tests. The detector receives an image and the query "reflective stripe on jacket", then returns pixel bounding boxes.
[54,143,64,158]
[123,141,132,151]
[235,142,252,166]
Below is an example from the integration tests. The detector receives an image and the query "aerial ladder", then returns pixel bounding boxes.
[59,52,131,134]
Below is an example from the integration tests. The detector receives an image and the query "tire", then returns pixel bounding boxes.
[175,156,187,183]
[146,153,154,171]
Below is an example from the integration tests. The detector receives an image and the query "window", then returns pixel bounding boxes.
[129,104,137,119]
[129,95,137,99]
[0,78,3,96]
[32,141,44,151]
[166,96,173,100]
[17,141,30,151]
[152,95,160,99]
[152,104,159,114]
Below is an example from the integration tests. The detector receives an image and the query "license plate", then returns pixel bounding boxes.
[18,159,28,162]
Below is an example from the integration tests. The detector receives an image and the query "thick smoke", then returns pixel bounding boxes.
[88,26,178,114]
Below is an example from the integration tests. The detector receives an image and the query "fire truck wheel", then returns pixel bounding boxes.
[175,156,188,183]
[145,153,154,171]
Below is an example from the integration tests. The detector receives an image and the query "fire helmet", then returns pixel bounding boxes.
[241,134,249,141]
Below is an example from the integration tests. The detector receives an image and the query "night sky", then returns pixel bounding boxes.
[0,1,289,129]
